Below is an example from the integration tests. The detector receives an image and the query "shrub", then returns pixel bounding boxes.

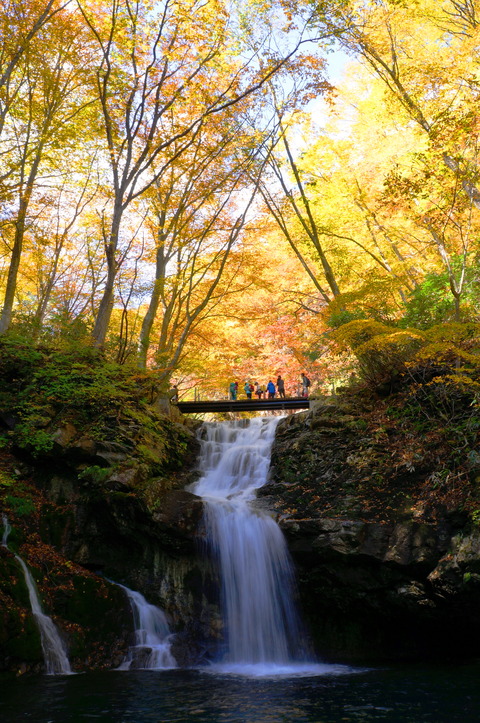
[5,494,36,516]
[333,320,480,396]
[333,320,426,387]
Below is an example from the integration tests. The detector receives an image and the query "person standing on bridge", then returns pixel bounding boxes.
[229,381,237,400]
[255,382,262,399]
[267,380,276,399]
[276,375,285,399]
[301,373,311,398]
[244,381,253,399]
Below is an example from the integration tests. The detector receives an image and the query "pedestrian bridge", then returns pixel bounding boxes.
[176,397,310,414]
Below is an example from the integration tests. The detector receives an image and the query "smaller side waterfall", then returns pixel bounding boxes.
[117,584,177,670]
[1,514,11,547]
[2,515,72,675]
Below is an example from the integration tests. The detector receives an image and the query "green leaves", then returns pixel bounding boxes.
[5,494,36,516]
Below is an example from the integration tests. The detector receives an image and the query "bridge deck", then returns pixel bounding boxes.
[176,397,310,413]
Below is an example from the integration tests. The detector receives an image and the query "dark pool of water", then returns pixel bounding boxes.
[1,662,479,722]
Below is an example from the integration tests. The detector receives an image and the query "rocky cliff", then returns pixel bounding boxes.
[0,394,217,674]
[259,394,480,662]
[0,341,223,674]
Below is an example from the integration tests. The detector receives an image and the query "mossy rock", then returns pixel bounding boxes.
[0,557,43,668]
[2,610,42,664]
[60,576,130,666]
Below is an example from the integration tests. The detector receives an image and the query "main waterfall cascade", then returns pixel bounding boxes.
[116,583,177,670]
[192,416,341,676]
[2,515,72,675]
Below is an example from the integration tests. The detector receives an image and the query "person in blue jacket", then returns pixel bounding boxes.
[267,380,276,399]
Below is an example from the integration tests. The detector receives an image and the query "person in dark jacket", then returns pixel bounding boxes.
[276,375,285,399]
[301,373,310,397]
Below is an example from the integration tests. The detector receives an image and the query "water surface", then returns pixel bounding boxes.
[1,663,479,722]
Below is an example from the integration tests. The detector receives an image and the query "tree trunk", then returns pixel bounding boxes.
[138,228,170,368]
[138,280,163,369]
[0,218,25,334]
[91,265,116,347]
[91,210,122,347]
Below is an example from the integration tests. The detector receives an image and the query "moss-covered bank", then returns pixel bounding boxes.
[0,338,206,674]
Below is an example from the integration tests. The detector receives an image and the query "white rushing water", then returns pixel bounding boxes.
[117,584,177,670]
[192,416,346,677]
[2,515,72,675]
[1,513,11,547]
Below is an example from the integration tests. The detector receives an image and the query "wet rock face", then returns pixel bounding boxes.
[263,399,480,663]
[291,526,480,663]
[36,469,215,667]
[0,546,132,674]
[282,517,448,567]
[152,490,204,544]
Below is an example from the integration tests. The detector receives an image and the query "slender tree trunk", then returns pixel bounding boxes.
[138,239,168,368]
[0,216,25,334]
[92,262,116,346]
[138,280,163,369]
[454,293,461,322]
[92,209,122,346]
[0,144,41,333]
[32,241,65,335]
[426,222,467,322]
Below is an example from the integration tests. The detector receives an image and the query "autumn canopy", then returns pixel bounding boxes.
[0,0,479,397]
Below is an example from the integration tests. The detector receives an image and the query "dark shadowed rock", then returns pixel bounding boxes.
[265,398,480,662]
[51,422,77,449]
[153,490,204,540]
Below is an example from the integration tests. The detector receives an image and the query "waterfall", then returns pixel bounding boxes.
[192,417,315,675]
[2,515,72,675]
[13,556,72,675]
[117,584,177,670]
[2,513,11,547]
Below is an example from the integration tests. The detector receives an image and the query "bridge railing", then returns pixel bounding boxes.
[176,397,310,413]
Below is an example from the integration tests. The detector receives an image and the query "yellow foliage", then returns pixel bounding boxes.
[442,374,480,396]
[423,323,480,345]
[415,344,480,365]
[333,319,425,350]
[414,324,480,368]
[333,319,480,388]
